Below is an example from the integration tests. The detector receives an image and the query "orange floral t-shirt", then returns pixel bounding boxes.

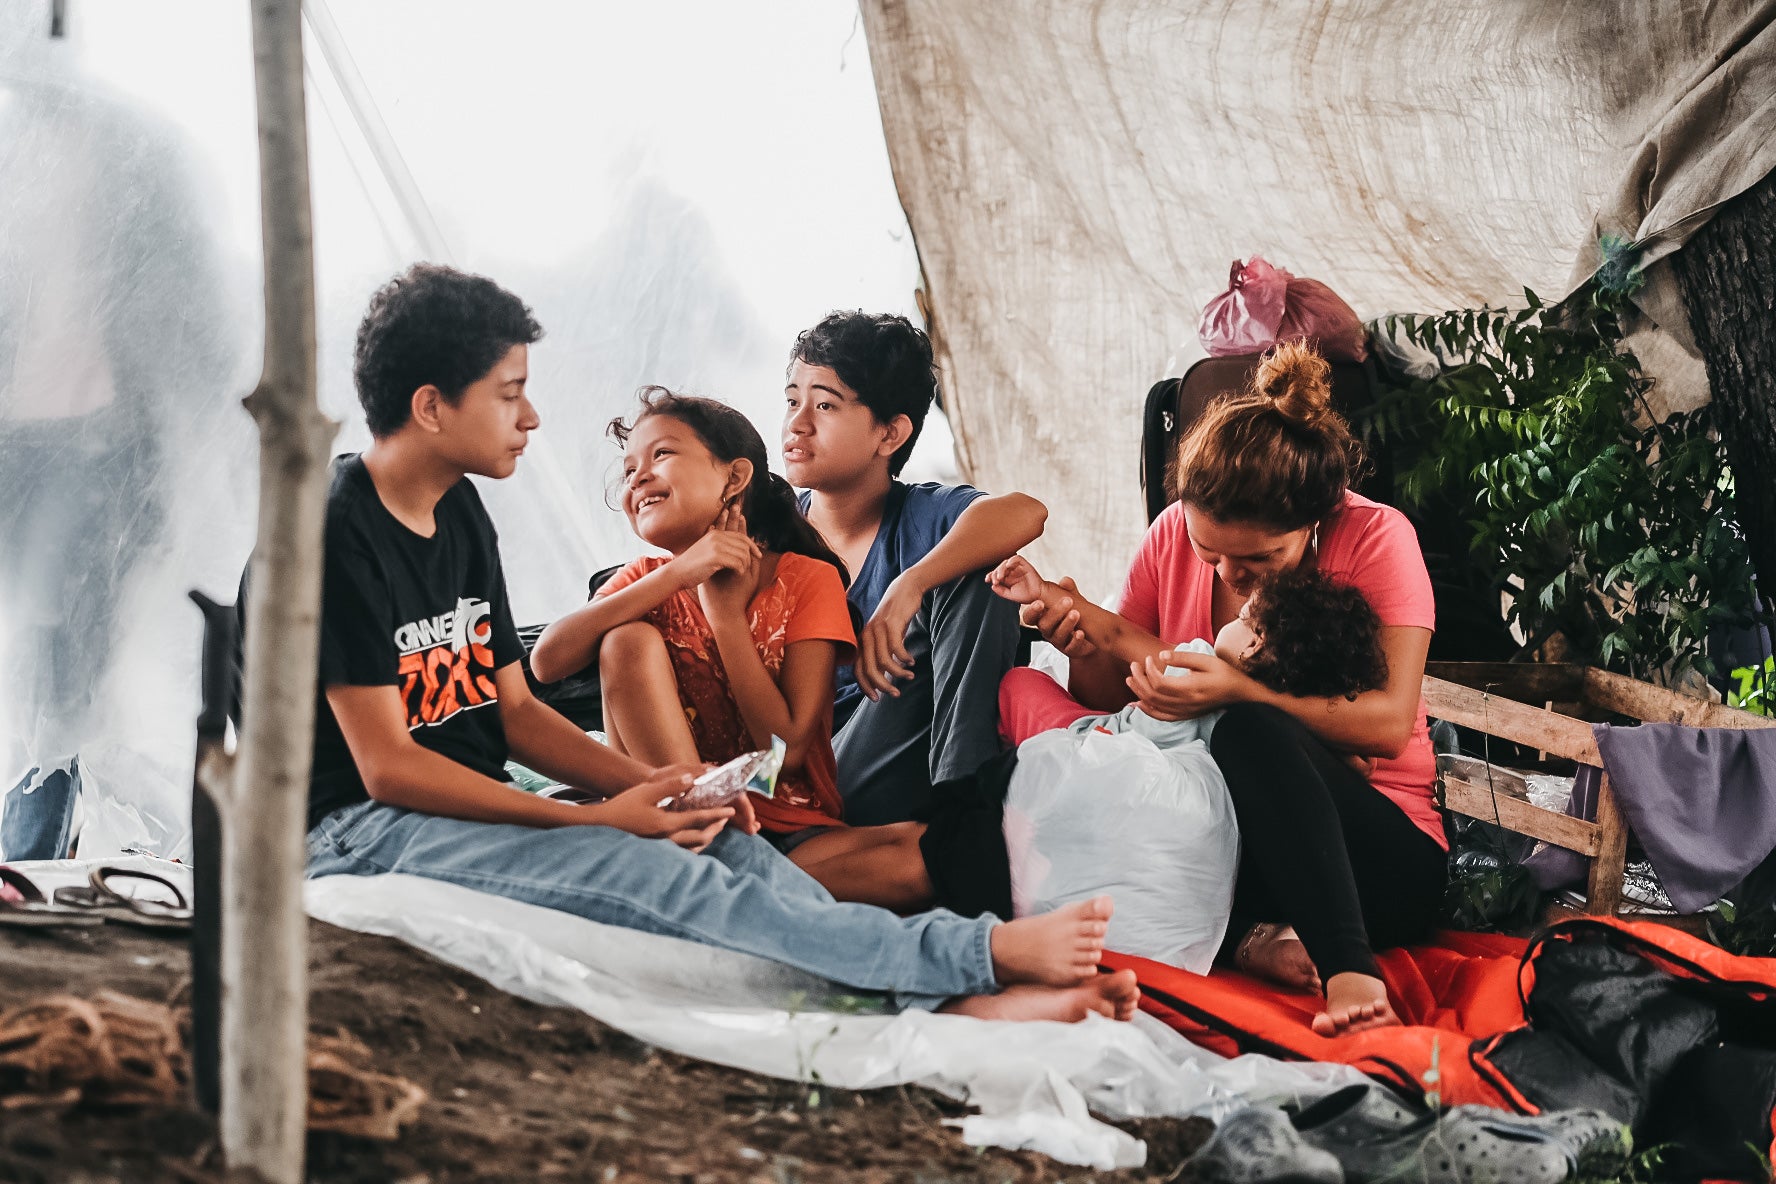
[596,552,856,833]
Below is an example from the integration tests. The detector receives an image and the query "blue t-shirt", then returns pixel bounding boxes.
[798,481,984,722]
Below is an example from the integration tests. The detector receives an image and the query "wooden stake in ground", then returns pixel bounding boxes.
[218,3,338,1181]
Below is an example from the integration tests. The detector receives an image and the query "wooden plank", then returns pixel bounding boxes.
[1422,676,1601,763]
[1425,662,1587,703]
[1442,773,1603,855]
[1581,667,1776,729]
[1585,773,1628,915]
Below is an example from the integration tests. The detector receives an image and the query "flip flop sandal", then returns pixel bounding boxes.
[51,867,193,932]
[0,866,103,929]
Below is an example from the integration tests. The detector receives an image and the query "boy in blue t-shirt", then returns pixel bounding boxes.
[785,311,1045,826]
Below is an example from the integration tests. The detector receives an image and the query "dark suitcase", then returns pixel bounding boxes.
[517,563,624,731]
[1137,353,1513,663]
[1138,354,1391,524]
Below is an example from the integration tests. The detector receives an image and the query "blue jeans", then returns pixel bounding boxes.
[305,801,999,1008]
[833,569,1020,826]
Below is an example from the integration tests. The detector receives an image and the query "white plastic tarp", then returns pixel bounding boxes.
[859,0,1776,597]
[3,858,1371,1171]
[0,0,929,854]
[304,871,1369,1170]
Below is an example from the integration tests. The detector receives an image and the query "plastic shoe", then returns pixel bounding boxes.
[1189,1106,1344,1184]
[1442,1105,1632,1178]
[1290,1083,1430,1148]
[1289,1083,1630,1184]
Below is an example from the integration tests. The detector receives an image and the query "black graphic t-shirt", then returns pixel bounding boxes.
[303,453,523,828]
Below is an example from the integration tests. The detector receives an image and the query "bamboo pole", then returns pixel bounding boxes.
[225,2,337,1179]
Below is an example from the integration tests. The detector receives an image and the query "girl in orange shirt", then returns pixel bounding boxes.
[533,388,933,911]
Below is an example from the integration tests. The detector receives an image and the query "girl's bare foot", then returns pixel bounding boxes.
[990,896,1114,986]
[941,970,1141,1023]
[1311,971,1400,1036]
[1234,922,1321,993]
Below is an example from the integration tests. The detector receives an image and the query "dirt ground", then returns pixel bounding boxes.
[0,919,1210,1183]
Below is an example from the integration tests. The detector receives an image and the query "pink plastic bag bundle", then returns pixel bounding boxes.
[1197,256,1368,362]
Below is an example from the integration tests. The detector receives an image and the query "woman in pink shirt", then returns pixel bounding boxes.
[1001,343,1444,1036]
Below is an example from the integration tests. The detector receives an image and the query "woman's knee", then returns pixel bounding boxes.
[1209,702,1305,757]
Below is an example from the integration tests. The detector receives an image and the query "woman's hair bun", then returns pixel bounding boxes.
[1252,340,1333,425]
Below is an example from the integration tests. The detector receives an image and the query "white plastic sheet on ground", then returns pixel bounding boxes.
[304,872,1367,1169]
[3,858,1366,1167]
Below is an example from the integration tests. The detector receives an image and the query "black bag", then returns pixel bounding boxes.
[1138,354,1392,524]
[1138,354,1513,663]
[517,563,624,731]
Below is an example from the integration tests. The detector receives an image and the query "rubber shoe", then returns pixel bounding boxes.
[1190,1106,1345,1184]
[1442,1105,1632,1179]
[1289,1084,1630,1184]
[1289,1083,1429,1150]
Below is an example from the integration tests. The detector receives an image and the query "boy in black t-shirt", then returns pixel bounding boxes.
[269,264,1137,1023]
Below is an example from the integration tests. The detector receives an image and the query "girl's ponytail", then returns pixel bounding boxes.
[745,469,851,587]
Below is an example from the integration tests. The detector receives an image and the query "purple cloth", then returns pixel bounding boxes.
[1523,764,1602,893]
[1592,721,1776,912]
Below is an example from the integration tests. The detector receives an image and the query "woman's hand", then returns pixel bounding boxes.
[1126,649,1257,721]
[1019,575,1097,658]
[986,556,1045,605]
[669,506,760,591]
[592,767,735,851]
[856,575,922,700]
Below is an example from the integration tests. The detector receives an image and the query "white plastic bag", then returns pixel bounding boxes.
[1005,727,1240,972]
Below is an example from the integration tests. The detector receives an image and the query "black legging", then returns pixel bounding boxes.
[1209,703,1447,980]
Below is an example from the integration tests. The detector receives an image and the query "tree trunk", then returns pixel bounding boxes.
[1672,168,1776,610]
[226,3,337,1181]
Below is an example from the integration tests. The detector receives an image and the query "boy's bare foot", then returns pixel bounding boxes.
[1311,971,1400,1036]
[990,896,1114,986]
[1234,922,1321,993]
[941,970,1141,1023]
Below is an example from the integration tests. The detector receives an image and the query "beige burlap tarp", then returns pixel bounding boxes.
[860,0,1776,594]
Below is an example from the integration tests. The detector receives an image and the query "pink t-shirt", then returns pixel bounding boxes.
[1120,491,1445,848]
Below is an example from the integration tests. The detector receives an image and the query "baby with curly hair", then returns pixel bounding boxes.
[990,560,1390,736]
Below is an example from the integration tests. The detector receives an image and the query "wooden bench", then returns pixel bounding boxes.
[1422,661,1776,915]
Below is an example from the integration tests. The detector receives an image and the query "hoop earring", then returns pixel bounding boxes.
[1310,522,1321,556]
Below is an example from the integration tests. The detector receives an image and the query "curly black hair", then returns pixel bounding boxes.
[788,311,938,477]
[1237,569,1389,700]
[353,263,543,437]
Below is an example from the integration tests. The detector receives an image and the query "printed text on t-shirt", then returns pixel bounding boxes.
[394,597,499,728]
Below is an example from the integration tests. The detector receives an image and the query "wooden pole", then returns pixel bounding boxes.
[227,2,337,1179]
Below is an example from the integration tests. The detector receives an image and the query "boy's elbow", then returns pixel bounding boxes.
[356,743,422,807]
[361,765,409,807]
[1008,493,1048,543]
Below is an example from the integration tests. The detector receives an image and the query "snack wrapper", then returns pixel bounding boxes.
[668,735,785,809]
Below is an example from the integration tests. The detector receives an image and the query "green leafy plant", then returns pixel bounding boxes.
[1728,656,1775,715]
[1708,899,1776,958]
[1366,286,1758,681]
